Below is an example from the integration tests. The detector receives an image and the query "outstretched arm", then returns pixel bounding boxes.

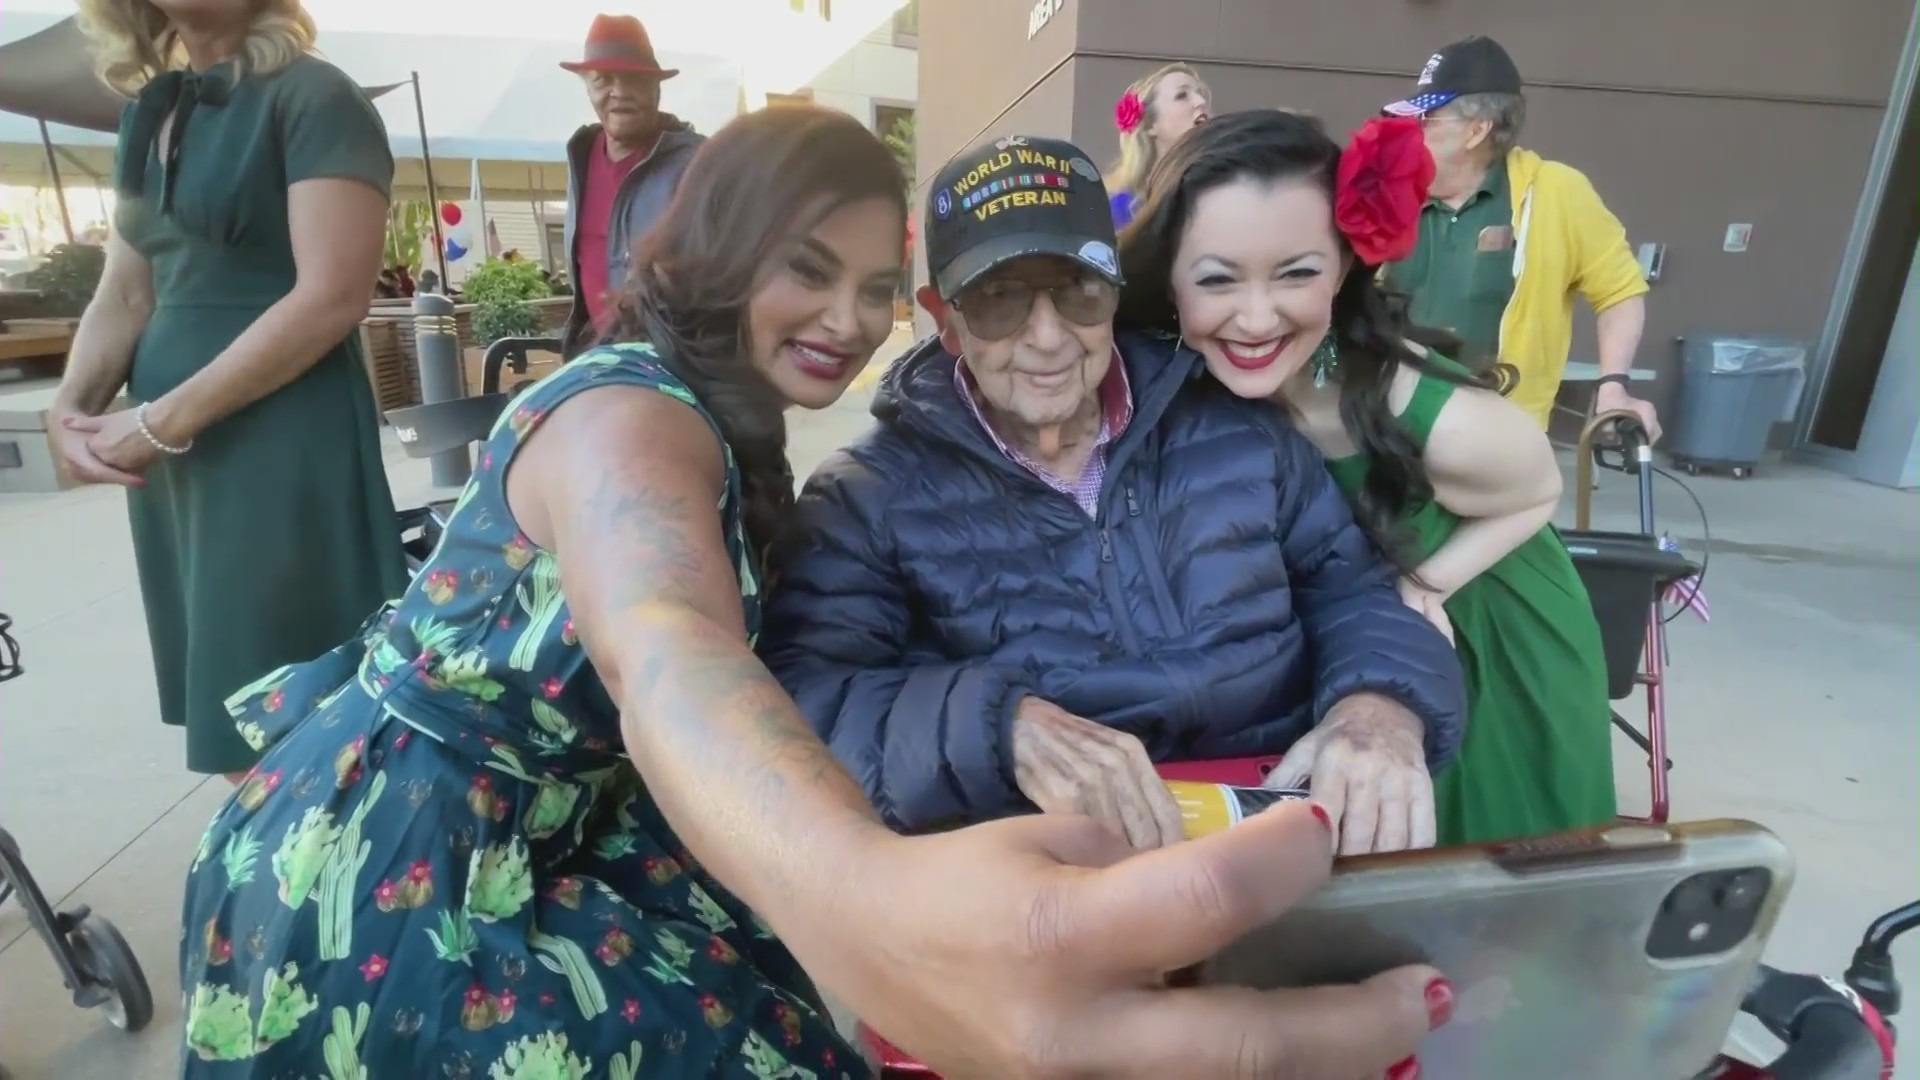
[511,385,884,913]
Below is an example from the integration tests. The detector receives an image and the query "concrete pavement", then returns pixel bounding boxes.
[1,354,1915,1076]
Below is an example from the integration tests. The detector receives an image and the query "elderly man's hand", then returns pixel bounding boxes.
[1595,382,1663,445]
[1012,696,1186,850]
[1264,693,1435,855]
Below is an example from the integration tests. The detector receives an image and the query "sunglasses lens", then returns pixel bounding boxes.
[958,282,1033,341]
[957,274,1118,339]
[1056,279,1119,327]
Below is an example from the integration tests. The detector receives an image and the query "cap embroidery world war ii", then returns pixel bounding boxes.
[925,134,1122,299]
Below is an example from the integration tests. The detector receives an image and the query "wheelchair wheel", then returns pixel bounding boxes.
[69,914,154,1033]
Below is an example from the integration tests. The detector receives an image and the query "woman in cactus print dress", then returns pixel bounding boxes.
[175,107,906,1079]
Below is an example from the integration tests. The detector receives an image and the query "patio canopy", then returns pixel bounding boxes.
[0,17,404,134]
[0,6,751,188]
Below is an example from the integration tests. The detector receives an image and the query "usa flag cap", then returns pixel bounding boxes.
[1382,36,1521,117]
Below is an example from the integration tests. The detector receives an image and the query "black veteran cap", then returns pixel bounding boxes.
[925,133,1122,299]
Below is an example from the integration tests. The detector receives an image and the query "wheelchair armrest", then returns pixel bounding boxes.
[481,336,565,395]
[384,393,511,459]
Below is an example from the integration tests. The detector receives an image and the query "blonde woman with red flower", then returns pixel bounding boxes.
[1106,62,1211,227]
[1116,109,1614,846]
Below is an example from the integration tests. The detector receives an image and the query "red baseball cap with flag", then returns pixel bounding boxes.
[560,14,680,79]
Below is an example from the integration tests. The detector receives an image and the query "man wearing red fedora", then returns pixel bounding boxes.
[559,13,705,355]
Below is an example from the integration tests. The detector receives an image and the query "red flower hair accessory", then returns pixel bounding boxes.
[1114,89,1145,134]
[1333,117,1435,265]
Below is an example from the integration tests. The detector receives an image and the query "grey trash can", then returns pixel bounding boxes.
[1668,335,1808,478]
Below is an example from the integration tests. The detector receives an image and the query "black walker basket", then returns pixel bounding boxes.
[1562,529,1698,700]
[1558,410,1701,823]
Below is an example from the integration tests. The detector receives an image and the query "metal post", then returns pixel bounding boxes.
[35,119,73,245]
[410,72,448,285]
[411,293,470,487]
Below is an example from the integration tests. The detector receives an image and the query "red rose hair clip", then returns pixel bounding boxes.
[1333,117,1435,265]
[1114,89,1145,134]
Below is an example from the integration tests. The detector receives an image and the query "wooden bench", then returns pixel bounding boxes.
[0,319,75,382]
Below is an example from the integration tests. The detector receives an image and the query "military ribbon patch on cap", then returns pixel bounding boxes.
[959,172,1070,213]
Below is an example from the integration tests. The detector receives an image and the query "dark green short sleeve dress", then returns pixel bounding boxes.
[113,56,407,775]
[1323,357,1617,844]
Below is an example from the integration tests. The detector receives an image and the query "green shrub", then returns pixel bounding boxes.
[24,243,107,317]
[463,258,552,344]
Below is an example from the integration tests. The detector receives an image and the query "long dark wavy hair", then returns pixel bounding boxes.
[1115,108,1513,567]
[600,105,906,574]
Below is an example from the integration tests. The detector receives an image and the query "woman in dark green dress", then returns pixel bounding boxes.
[1118,110,1615,846]
[54,3,406,778]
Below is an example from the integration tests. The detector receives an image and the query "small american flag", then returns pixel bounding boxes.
[1660,534,1710,622]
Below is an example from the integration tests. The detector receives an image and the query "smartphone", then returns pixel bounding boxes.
[1201,819,1793,1079]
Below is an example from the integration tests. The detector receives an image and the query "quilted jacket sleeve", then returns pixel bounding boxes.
[758,449,1029,831]
[1272,423,1468,769]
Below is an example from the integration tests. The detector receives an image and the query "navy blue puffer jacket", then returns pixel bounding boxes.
[759,333,1465,831]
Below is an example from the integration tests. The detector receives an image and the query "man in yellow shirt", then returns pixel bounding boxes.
[1383,37,1660,440]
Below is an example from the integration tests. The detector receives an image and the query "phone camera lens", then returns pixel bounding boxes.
[1666,880,1713,916]
[1717,872,1766,911]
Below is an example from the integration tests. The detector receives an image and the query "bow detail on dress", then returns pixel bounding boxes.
[113,64,235,213]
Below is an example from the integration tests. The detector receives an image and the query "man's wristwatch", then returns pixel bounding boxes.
[1594,373,1632,391]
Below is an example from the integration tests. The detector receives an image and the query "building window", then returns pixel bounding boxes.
[874,104,914,143]
[788,0,831,19]
[892,0,919,42]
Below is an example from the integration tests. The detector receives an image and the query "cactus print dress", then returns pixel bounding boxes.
[178,345,859,1079]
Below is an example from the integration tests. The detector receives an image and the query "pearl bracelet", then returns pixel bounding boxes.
[135,403,193,455]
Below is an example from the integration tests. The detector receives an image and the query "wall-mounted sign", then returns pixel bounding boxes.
[1028,0,1065,39]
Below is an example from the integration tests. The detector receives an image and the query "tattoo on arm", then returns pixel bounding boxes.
[552,437,880,897]
[626,614,855,812]
[573,464,715,612]
[615,610,880,903]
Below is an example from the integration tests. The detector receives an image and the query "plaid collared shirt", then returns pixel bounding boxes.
[954,349,1133,517]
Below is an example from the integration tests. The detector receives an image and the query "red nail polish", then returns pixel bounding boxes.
[1424,976,1455,1029]
[1385,1056,1421,1080]
[1308,802,1333,831]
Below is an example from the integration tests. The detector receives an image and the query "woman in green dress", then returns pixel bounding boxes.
[1117,109,1615,845]
[52,0,406,779]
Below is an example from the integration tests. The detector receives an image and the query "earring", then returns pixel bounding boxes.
[1310,334,1340,388]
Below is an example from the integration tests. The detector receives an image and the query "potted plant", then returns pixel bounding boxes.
[461,257,552,345]
[383,200,432,281]
[23,243,107,319]
[882,112,917,320]
[458,257,557,396]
